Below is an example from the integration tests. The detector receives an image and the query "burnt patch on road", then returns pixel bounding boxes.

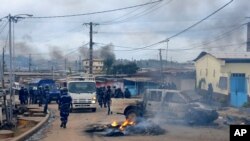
[85,118,166,137]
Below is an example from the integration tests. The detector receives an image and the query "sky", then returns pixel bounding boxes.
[0,0,250,62]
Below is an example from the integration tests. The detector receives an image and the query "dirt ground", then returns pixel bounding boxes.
[34,104,229,141]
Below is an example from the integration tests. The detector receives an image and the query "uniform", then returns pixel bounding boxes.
[105,86,112,115]
[58,88,72,128]
[19,87,25,105]
[43,85,50,114]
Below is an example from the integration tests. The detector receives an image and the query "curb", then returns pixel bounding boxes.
[11,110,50,141]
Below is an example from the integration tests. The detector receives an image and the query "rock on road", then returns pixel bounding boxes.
[37,104,229,141]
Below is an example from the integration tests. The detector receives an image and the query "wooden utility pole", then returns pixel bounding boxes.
[83,22,98,74]
[159,49,164,83]
[2,47,5,88]
[29,54,31,72]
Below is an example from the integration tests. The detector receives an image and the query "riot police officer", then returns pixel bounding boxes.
[38,86,43,107]
[104,86,112,115]
[58,88,72,128]
[43,85,50,114]
[19,87,25,105]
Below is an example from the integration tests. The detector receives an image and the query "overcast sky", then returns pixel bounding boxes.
[0,0,250,62]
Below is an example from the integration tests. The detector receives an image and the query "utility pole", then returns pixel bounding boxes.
[64,58,67,73]
[52,66,54,80]
[83,22,98,74]
[7,14,14,124]
[89,22,93,74]
[29,54,31,72]
[78,56,81,72]
[2,47,5,88]
[2,47,8,126]
[1,14,33,125]
[166,39,169,68]
[159,49,164,83]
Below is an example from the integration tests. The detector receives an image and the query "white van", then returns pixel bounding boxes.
[67,76,97,112]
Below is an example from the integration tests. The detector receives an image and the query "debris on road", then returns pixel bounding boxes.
[85,118,166,137]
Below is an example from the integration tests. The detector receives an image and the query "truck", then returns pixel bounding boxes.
[28,78,61,103]
[66,75,97,112]
[112,89,218,125]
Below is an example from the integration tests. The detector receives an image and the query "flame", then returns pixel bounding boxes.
[119,119,135,131]
[111,121,118,127]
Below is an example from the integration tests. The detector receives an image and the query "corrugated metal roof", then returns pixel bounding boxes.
[194,51,250,61]
[123,77,152,82]
[208,52,250,59]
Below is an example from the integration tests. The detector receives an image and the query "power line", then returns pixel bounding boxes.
[0,21,8,35]
[100,0,174,25]
[97,0,234,51]
[99,0,163,25]
[27,0,163,19]
[163,0,234,42]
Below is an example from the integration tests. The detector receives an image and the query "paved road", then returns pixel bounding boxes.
[38,104,229,141]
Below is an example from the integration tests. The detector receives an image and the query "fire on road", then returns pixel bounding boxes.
[26,103,229,141]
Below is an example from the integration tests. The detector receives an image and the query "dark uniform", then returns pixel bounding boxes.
[124,88,131,98]
[19,87,25,105]
[38,86,43,107]
[58,88,72,128]
[97,88,104,108]
[43,85,50,114]
[29,87,34,104]
[115,88,124,98]
[104,86,112,115]
[24,88,29,104]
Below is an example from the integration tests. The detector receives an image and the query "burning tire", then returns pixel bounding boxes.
[125,109,140,122]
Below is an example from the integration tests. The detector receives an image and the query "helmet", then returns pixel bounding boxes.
[60,87,68,95]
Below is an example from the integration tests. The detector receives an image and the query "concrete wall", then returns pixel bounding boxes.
[195,54,250,97]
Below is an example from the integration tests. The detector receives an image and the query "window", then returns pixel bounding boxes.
[68,82,96,93]
[148,91,162,101]
[206,69,208,76]
[164,92,185,103]
[213,70,215,77]
[218,77,227,90]
[200,70,202,76]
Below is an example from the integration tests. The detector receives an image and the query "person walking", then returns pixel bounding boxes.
[58,88,72,128]
[104,86,112,115]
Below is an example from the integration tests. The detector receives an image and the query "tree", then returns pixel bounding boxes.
[112,62,139,75]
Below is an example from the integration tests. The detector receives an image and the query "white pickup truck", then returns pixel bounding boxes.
[112,89,218,124]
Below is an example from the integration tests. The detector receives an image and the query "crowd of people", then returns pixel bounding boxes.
[19,85,72,128]
[96,86,131,115]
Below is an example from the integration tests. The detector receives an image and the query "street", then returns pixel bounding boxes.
[29,103,229,141]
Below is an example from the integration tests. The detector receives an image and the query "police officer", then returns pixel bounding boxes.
[23,87,29,104]
[104,86,112,115]
[58,88,72,128]
[97,88,104,108]
[29,87,34,104]
[19,87,25,105]
[124,88,131,98]
[38,86,43,107]
[43,85,50,114]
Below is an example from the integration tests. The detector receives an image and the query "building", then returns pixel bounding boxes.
[194,51,250,107]
[83,59,104,74]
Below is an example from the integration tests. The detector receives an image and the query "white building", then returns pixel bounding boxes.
[83,59,104,74]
